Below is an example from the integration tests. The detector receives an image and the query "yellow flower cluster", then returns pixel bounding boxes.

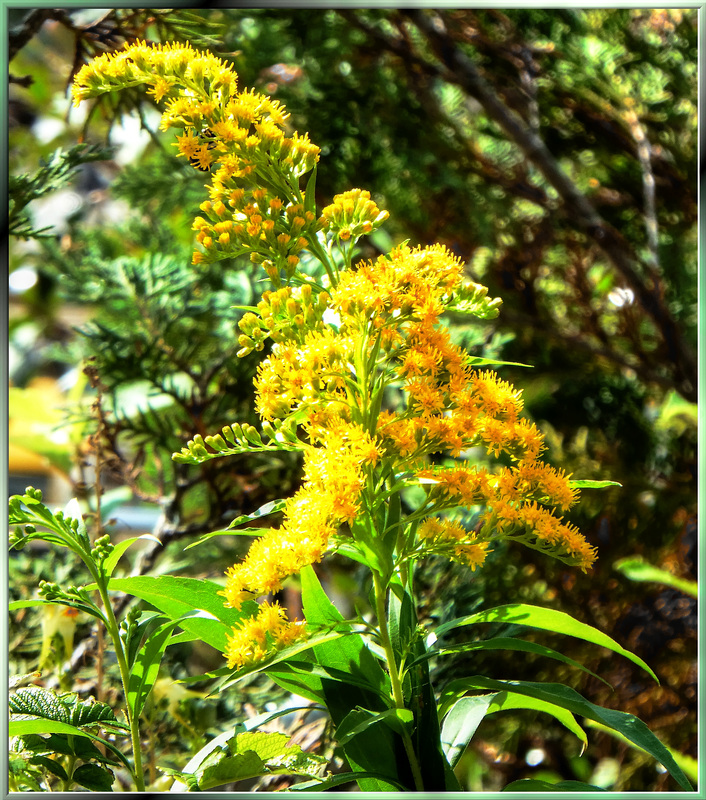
[222,421,380,611]
[76,43,599,666]
[72,41,236,108]
[320,189,390,241]
[224,600,307,670]
[72,41,320,273]
[193,193,318,279]
[228,240,595,593]
[418,517,489,570]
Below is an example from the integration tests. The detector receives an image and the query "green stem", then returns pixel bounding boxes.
[92,570,146,792]
[372,571,425,791]
[61,751,77,791]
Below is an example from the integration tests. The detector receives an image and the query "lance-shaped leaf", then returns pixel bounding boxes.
[103,575,258,653]
[441,694,496,769]
[410,636,610,689]
[429,603,657,683]
[449,677,692,791]
[128,611,218,718]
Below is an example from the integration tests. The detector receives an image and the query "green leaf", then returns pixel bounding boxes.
[441,694,496,768]
[10,686,70,723]
[265,659,390,698]
[503,778,607,791]
[9,720,130,771]
[452,678,692,791]
[289,771,408,791]
[102,533,161,577]
[105,575,257,652]
[322,701,411,791]
[414,636,610,688]
[585,720,699,784]
[227,498,287,529]
[613,557,697,597]
[300,565,389,694]
[127,611,217,717]
[431,603,657,683]
[303,164,318,216]
[299,569,403,791]
[9,596,105,623]
[72,763,115,792]
[29,755,69,781]
[193,731,327,790]
[388,580,415,670]
[184,499,287,551]
[127,616,177,718]
[487,691,588,752]
[213,631,350,695]
[336,707,413,746]
[21,732,120,765]
[568,480,622,489]
[10,687,128,736]
[467,357,533,368]
[407,614,457,790]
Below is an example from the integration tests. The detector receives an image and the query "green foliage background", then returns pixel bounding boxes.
[8,8,697,792]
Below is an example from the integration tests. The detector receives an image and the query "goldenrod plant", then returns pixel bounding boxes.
[8,40,692,793]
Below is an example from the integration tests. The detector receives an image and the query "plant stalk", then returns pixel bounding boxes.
[93,574,146,792]
[372,571,425,791]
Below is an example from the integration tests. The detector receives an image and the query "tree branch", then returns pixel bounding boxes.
[402,10,695,401]
[9,9,73,62]
[344,9,695,401]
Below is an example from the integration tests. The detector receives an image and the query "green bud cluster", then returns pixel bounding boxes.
[237,284,331,357]
[119,606,143,643]
[38,580,63,601]
[90,533,114,564]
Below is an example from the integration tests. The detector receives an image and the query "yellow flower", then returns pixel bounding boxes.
[225,601,307,670]
[418,516,490,570]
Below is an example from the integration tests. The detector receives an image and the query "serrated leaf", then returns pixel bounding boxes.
[195,731,326,791]
[10,687,70,724]
[64,694,125,729]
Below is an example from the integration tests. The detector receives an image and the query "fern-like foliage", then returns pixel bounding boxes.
[9,144,113,239]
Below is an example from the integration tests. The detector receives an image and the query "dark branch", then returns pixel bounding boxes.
[403,10,695,402]
[9,9,73,62]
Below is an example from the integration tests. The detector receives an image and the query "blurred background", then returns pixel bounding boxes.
[8,8,697,791]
